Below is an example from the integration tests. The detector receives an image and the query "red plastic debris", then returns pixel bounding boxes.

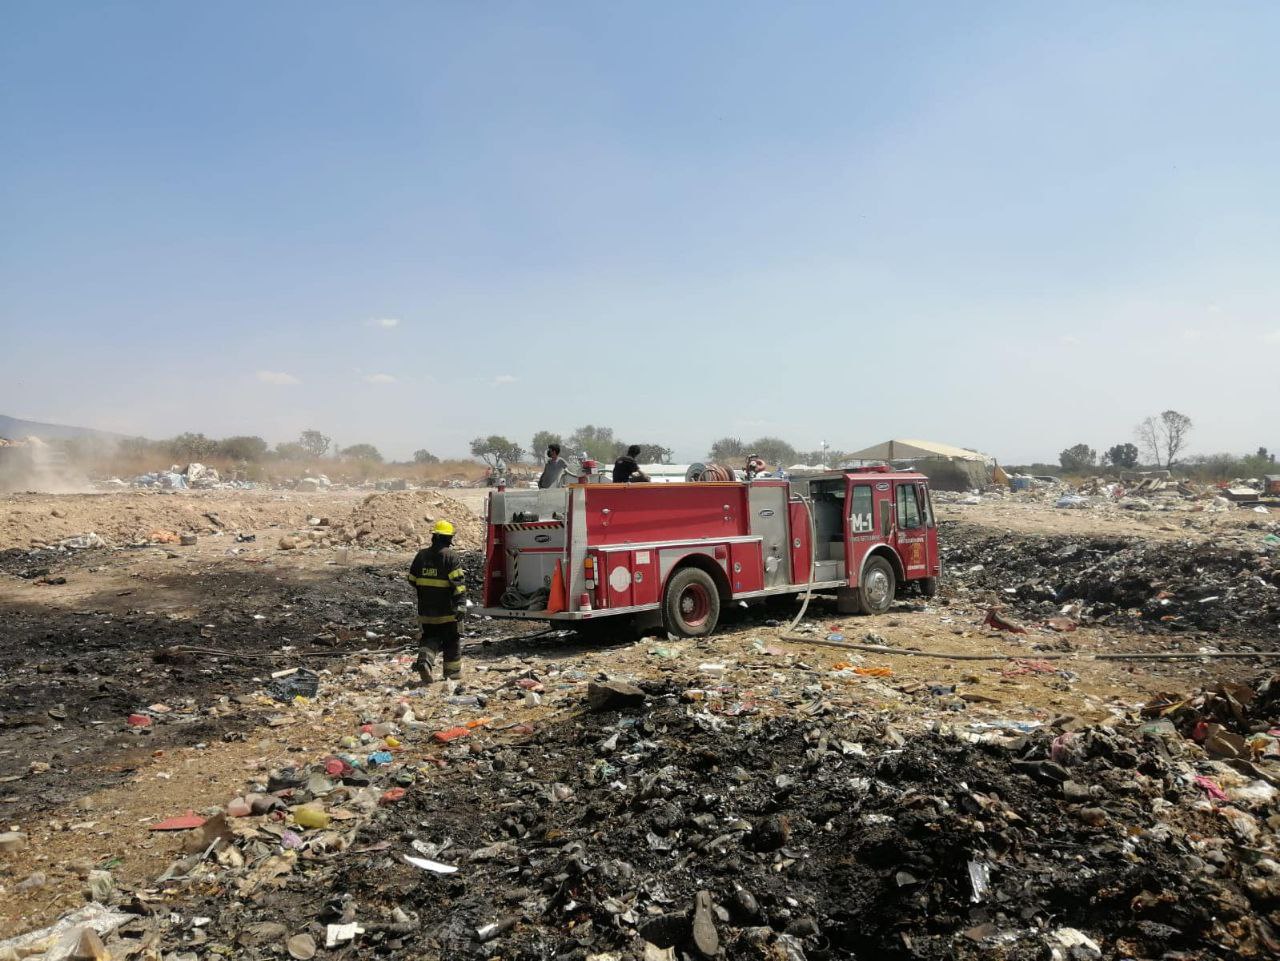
[1194,775,1229,802]
[379,787,407,805]
[433,726,470,743]
[127,714,152,727]
[324,757,348,777]
[359,723,374,734]
[150,810,206,831]
[516,678,544,692]
[983,608,1028,634]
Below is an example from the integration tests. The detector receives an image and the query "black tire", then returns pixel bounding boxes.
[664,567,721,637]
[858,556,896,614]
[919,576,938,599]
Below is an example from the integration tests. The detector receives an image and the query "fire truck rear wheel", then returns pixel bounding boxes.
[664,567,721,637]
[858,556,896,614]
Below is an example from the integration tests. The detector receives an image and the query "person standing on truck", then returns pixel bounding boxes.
[407,520,467,683]
[612,445,651,483]
[537,443,578,489]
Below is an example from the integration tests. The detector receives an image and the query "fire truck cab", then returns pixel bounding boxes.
[477,467,940,637]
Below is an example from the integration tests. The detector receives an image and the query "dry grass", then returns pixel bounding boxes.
[73,452,488,486]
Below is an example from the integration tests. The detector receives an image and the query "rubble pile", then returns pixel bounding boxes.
[943,524,1280,637]
[29,673,1280,961]
[327,490,485,551]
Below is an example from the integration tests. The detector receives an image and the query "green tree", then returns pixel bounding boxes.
[341,443,383,462]
[470,435,525,468]
[299,429,331,458]
[633,444,673,464]
[413,449,440,464]
[274,441,307,460]
[1059,443,1097,472]
[531,431,563,458]
[748,437,798,468]
[169,432,217,460]
[707,437,746,463]
[567,425,622,463]
[1135,410,1193,469]
[1103,443,1140,469]
[218,435,269,461]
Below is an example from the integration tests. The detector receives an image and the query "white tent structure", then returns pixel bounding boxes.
[845,438,993,491]
[845,438,990,463]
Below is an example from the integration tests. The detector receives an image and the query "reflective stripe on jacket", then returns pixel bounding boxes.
[408,545,465,624]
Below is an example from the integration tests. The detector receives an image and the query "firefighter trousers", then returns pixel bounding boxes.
[418,622,462,678]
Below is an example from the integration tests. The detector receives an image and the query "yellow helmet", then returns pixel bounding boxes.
[432,520,455,537]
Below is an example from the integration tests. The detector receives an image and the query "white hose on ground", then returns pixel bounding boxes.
[784,494,818,634]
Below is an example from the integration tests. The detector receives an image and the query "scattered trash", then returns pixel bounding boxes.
[403,853,457,874]
[266,668,320,703]
[149,810,206,831]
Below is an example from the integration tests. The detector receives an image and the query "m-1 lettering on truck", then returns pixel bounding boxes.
[477,467,941,636]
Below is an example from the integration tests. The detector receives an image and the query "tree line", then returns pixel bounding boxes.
[1055,409,1276,479]
[471,428,851,469]
[58,430,406,466]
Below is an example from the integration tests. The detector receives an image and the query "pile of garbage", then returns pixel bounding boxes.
[129,462,257,491]
[942,524,1280,637]
[15,663,1280,961]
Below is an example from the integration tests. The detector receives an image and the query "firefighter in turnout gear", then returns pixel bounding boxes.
[407,520,467,682]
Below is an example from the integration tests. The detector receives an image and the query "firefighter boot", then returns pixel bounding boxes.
[413,650,436,684]
[443,659,463,681]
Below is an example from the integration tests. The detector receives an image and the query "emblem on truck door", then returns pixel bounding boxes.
[535,534,550,543]
[758,509,775,517]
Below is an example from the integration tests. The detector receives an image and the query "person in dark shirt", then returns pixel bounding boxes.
[612,445,651,483]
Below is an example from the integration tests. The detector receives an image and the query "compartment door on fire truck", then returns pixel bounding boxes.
[894,481,928,579]
[845,480,877,586]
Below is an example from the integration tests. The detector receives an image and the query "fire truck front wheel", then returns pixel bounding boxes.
[664,567,721,637]
[858,556,897,614]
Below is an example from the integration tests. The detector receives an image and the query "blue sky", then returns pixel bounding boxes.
[2,2,1277,463]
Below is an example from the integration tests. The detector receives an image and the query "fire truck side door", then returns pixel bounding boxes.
[845,480,877,586]
[894,481,928,579]
[922,484,940,577]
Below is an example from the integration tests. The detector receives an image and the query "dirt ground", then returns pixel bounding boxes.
[2,490,1278,958]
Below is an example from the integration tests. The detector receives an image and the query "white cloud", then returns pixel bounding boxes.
[364,318,400,329]
[364,373,397,384]
[1059,335,1081,346]
[1263,330,1280,344]
[256,370,300,386]
[1180,328,1203,343]
[492,374,518,386]
[1207,303,1222,314]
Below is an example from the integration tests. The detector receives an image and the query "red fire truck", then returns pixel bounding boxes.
[477,467,940,637]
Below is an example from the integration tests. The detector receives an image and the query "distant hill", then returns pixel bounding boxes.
[0,414,130,442]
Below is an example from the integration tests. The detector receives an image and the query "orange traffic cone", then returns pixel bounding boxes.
[545,560,566,614]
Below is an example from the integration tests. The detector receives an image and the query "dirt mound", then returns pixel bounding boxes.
[0,491,319,549]
[331,490,486,550]
[941,521,1280,637]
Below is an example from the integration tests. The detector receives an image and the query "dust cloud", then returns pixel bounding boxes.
[0,437,91,494]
